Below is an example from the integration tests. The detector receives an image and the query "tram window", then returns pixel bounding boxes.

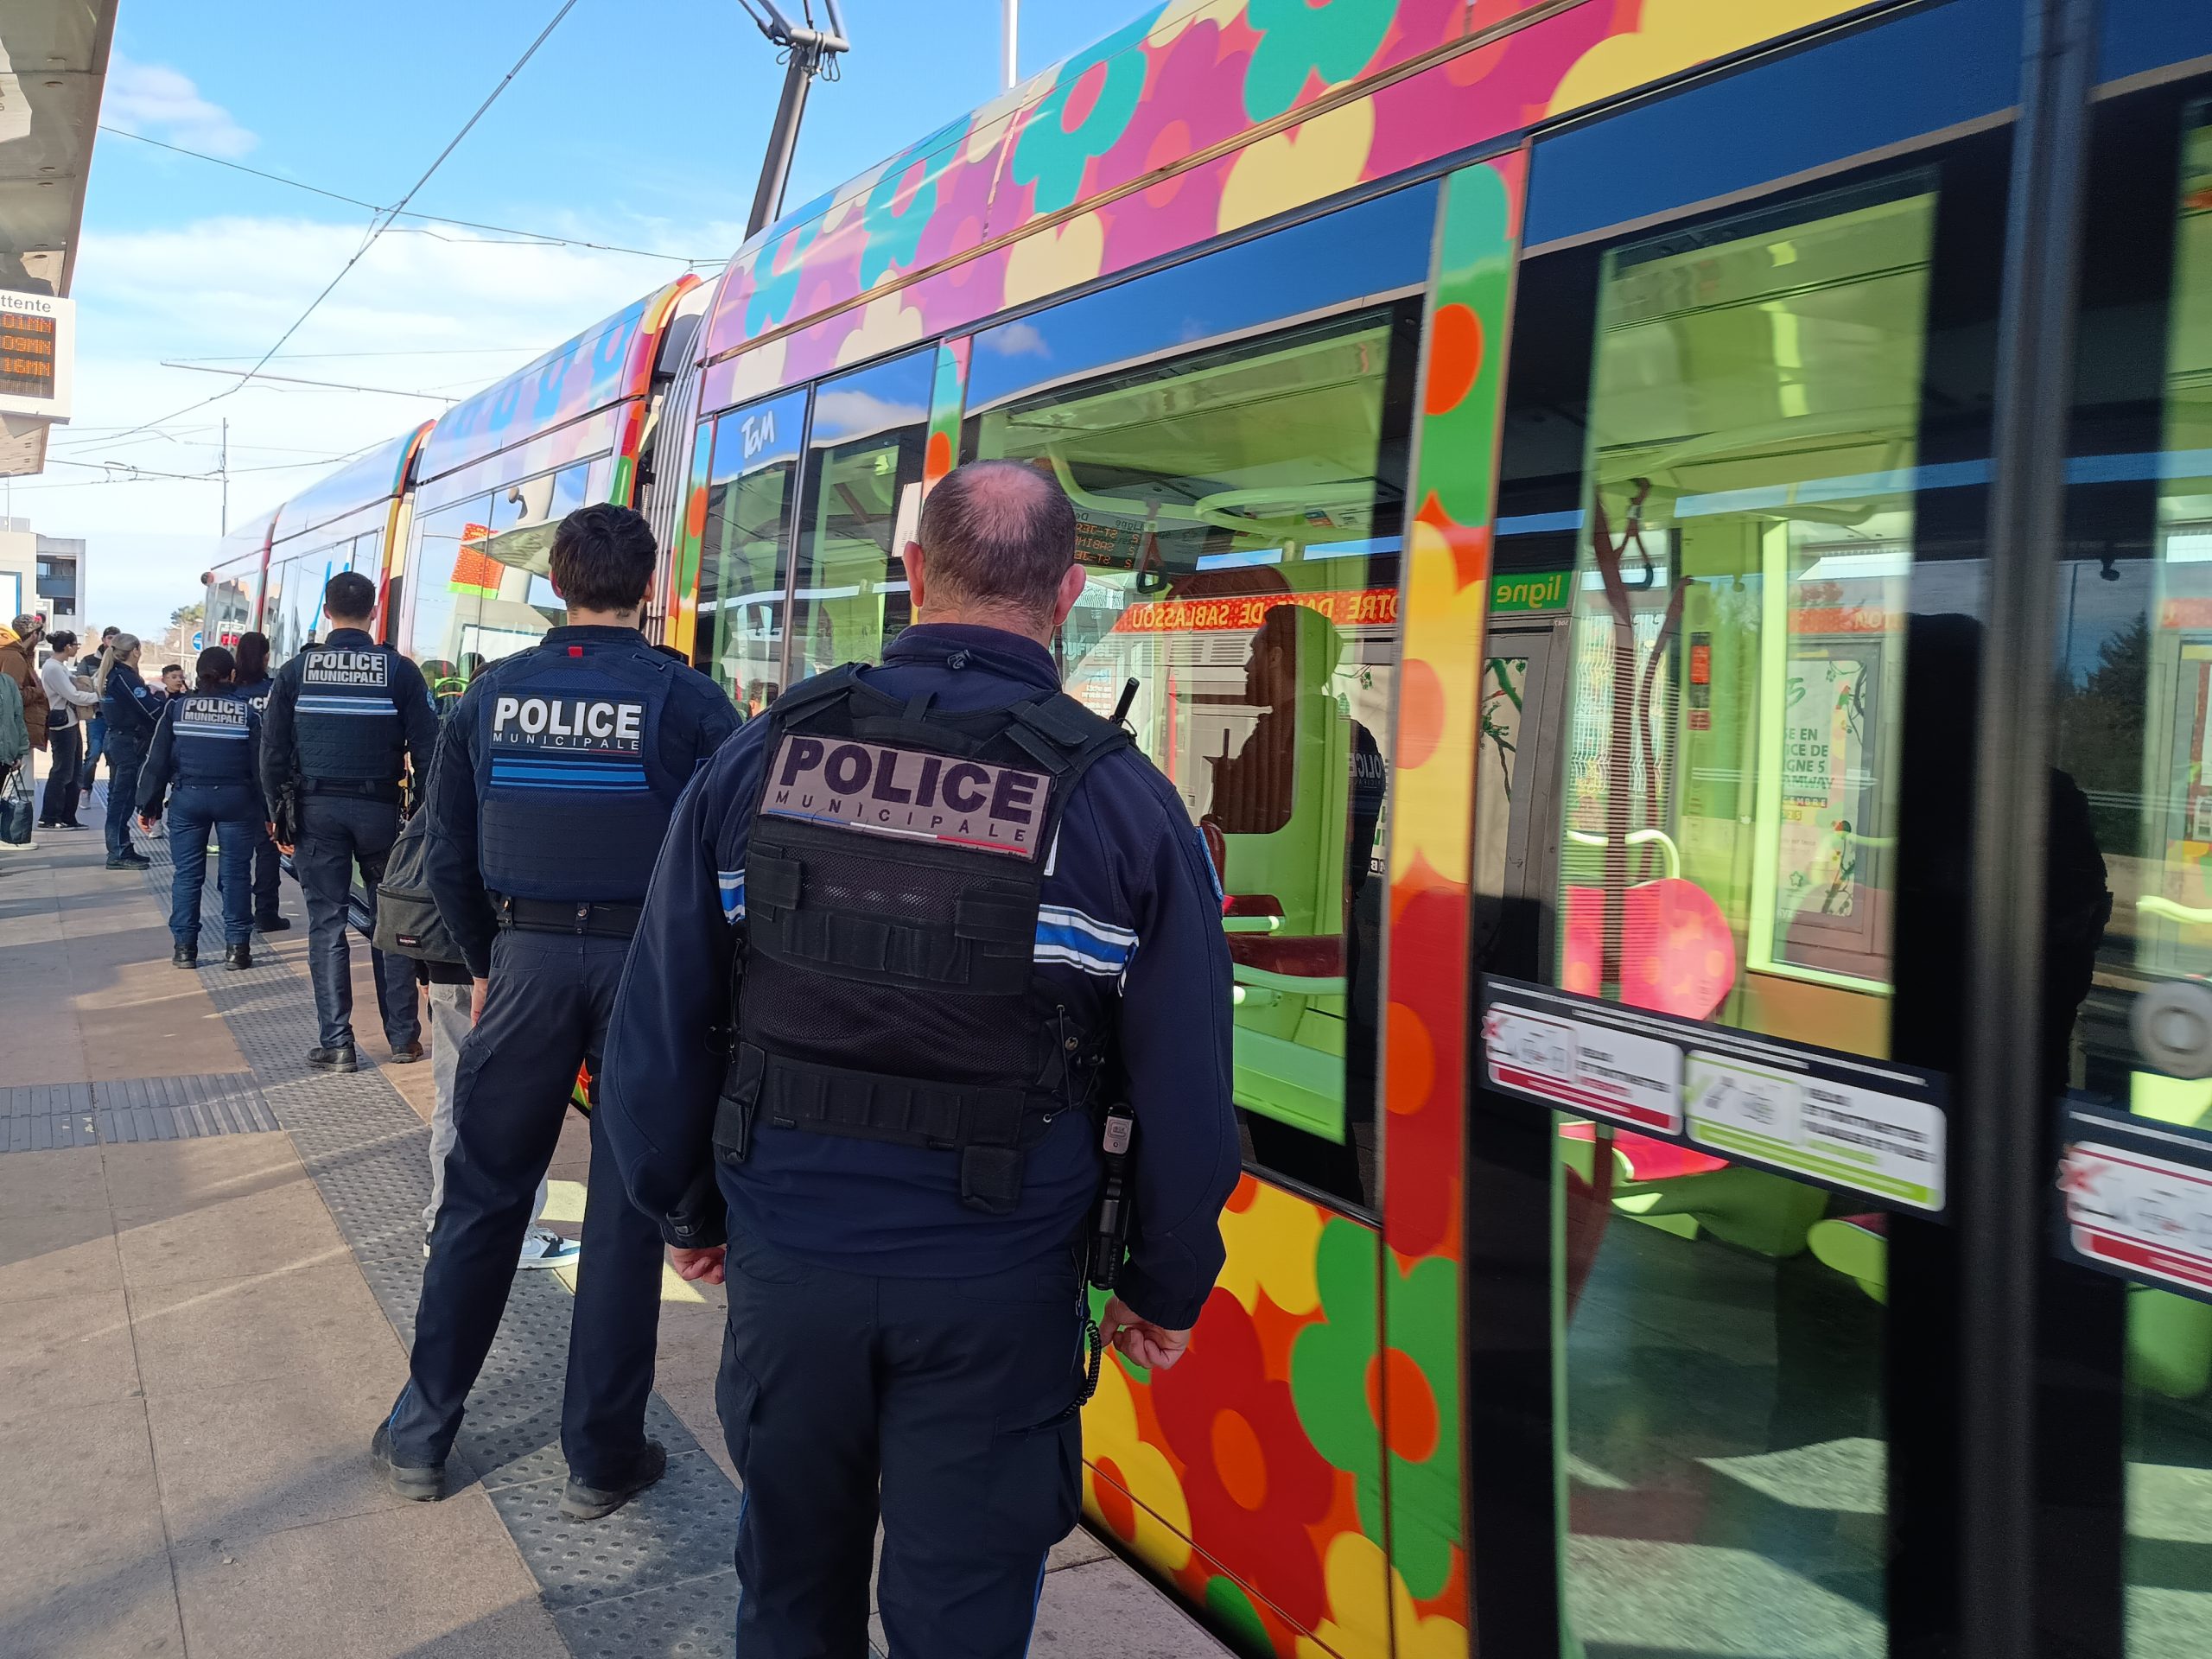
[405,495,492,711]
[2050,89,2212,1658]
[1495,140,2012,1654]
[787,349,934,682]
[697,390,805,715]
[478,461,591,654]
[967,299,1421,1213]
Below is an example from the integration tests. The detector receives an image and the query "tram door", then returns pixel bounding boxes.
[1463,9,2030,1650]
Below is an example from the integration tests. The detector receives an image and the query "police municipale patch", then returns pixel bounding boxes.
[762,735,1050,858]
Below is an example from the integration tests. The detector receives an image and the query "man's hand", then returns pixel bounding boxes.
[267,822,293,855]
[1097,1295,1192,1370]
[670,1245,726,1286]
[137,814,156,833]
[469,976,488,1025]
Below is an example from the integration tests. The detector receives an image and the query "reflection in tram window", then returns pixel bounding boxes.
[401,459,597,702]
[967,300,1418,1211]
[788,350,934,682]
[1514,175,1961,1656]
[696,390,804,715]
[2055,97,2212,1659]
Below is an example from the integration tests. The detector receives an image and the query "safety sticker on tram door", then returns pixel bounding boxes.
[1479,977,1949,1214]
[2056,1099,2212,1306]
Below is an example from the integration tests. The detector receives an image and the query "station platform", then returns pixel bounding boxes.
[0,772,1228,1658]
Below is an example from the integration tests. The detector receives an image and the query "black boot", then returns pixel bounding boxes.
[223,942,251,971]
[171,943,197,969]
[255,913,291,932]
[307,1046,358,1072]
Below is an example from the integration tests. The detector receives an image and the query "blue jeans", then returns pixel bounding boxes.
[295,792,418,1051]
[166,785,257,948]
[104,739,146,861]
[82,715,104,782]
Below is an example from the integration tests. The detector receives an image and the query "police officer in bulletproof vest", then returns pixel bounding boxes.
[261,571,439,1071]
[598,461,1242,1655]
[372,503,738,1521]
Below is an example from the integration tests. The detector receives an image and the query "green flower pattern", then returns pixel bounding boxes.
[1243,0,1395,124]
[1290,1217,1461,1600]
[1008,6,1162,216]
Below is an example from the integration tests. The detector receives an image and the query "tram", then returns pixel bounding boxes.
[206,2,2212,1654]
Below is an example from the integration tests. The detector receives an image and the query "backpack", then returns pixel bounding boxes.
[373,804,461,964]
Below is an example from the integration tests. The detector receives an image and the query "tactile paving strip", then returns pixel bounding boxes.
[131,831,751,1656]
[0,1072,280,1152]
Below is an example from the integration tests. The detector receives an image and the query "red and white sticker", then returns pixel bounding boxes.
[2060,1141,2212,1295]
[1482,1004,1683,1133]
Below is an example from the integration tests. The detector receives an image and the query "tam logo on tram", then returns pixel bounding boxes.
[207,2,2212,1653]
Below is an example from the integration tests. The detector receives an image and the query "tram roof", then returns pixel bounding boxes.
[271,423,430,550]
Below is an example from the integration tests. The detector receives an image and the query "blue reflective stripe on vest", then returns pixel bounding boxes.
[294,642,408,783]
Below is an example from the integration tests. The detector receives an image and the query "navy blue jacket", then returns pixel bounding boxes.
[425,625,741,978]
[137,689,264,817]
[101,661,163,751]
[598,624,1242,1332]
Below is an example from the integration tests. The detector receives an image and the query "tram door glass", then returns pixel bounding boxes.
[403,459,599,708]
[2052,93,2212,1657]
[1511,173,1968,1656]
[787,349,933,683]
[696,389,804,716]
[967,298,1418,1211]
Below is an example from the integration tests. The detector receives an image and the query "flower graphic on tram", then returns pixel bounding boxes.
[1152,1285,1335,1628]
[1291,1218,1462,1600]
[1242,0,1397,123]
[1008,8,1161,215]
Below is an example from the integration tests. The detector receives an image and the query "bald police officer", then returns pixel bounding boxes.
[261,571,439,1071]
[600,461,1242,1656]
[373,504,738,1522]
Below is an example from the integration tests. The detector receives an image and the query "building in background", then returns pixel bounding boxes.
[35,531,82,622]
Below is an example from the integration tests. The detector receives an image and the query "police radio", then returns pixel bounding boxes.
[1087,1102,1137,1291]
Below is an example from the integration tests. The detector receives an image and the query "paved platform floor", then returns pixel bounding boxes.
[0,766,1226,1659]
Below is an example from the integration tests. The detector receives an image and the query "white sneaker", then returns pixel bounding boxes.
[518,1228,581,1270]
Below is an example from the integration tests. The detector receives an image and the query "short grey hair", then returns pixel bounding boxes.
[914,461,1077,621]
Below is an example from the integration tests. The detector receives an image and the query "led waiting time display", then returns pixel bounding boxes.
[0,310,56,398]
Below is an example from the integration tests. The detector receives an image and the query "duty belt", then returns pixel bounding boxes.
[492,894,644,938]
[301,777,401,802]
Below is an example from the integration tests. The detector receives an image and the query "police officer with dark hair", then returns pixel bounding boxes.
[598,460,1242,1655]
[372,502,738,1521]
[261,570,437,1071]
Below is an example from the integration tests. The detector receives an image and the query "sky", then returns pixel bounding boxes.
[40,0,1134,639]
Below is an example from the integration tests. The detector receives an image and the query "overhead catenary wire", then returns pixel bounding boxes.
[98,125,722,268]
[101,0,587,447]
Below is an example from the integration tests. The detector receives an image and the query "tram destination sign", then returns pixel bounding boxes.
[1479,977,1949,1213]
[2055,1098,2212,1306]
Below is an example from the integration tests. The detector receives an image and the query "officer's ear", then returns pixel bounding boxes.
[1050,563,1084,630]
[903,542,930,613]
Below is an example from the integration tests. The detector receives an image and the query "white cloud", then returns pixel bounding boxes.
[103,54,258,160]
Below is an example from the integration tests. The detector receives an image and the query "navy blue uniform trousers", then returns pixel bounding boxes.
[294,793,418,1051]
[167,784,258,948]
[387,928,664,1486]
[720,1222,1085,1657]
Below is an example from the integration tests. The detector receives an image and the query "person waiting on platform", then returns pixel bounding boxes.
[137,647,263,971]
[93,632,162,871]
[228,631,289,932]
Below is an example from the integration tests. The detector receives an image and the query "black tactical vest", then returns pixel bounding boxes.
[169,692,257,790]
[716,666,1131,1214]
[473,641,685,902]
[294,640,409,785]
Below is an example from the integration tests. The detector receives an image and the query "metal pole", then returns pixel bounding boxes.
[1002,0,1018,90]
[1957,1,2097,1654]
[747,42,819,239]
[219,417,228,537]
